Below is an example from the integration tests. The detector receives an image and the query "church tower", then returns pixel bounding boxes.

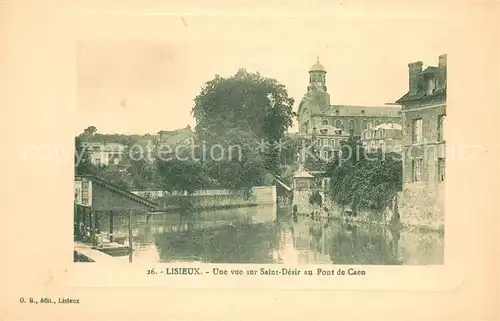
[308,57,327,92]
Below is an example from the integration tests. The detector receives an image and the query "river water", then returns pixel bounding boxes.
[101,205,444,265]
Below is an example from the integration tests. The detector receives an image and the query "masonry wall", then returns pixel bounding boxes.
[154,186,277,212]
[401,103,446,230]
[292,189,314,214]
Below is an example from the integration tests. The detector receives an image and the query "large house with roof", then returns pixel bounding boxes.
[80,125,195,167]
[395,54,446,228]
[297,58,402,164]
[361,122,403,153]
[157,125,195,147]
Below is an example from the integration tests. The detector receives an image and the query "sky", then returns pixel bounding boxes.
[76,14,452,135]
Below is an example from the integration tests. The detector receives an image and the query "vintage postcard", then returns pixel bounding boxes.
[2,0,498,319]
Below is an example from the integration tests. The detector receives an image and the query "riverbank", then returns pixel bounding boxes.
[74,241,130,263]
[156,202,261,213]
[296,204,444,234]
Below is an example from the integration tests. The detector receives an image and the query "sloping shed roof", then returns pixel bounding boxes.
[76,175,158,210]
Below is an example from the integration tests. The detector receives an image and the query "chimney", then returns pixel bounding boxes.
[438,54,447,89]
[438,54,447,68]
[408,61,423,96]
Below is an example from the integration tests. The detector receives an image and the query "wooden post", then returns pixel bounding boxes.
[109,211,114,243]
[90,208,96,246]
[73,202,78,240]
[128,209,133,263]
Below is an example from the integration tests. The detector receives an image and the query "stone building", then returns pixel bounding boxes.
[395,54,446,229]
[297,58,402,163]
[81,142,126,166]
[361,122,403,153]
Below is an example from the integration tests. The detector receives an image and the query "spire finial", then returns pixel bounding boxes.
[317,56,320,63]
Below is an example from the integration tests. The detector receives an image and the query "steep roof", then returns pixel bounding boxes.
[421,66,439,75]
[75,174,158,209]
[318,105,401,117]
[293,170,314,178]
[157,125,195,146]
[395,57,447,104]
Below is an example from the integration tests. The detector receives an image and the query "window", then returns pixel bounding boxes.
[335,119,342,128]
[81,180,89,204]
[95,158,101,166]
[367,122,373,129]
[427,77,436,95]
[412,159,423,182]
[361,120,367,130]
[375,120,381,126]
[349,119,355,131]
[335,110,340,115]
[93,146,100,152]
[437,114,445,141]
[322,138,328,146]
[113,157,120,165]
[330,139,336,147]
[412,118,423,143]
[322,119,329,125]
[438,158,445,182]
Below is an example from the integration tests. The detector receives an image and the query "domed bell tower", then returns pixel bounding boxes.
[308,57,327,92]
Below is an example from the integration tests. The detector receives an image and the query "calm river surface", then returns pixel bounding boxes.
[102,205,444,265]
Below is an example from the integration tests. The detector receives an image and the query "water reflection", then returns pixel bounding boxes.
[102,206,443,265]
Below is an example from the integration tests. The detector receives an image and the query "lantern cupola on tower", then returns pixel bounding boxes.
[308,57,327,92]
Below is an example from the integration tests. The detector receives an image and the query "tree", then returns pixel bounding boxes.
[192,69,295,176]
[74,136,94,175]
[326,149,402,211]
[309,190,323,207]
[123,144,156,189]
[83,126,97,137]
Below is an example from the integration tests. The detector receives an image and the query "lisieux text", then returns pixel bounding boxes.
[146,267,367,276]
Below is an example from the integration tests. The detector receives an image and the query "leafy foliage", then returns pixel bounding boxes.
[327,150,402,211]
[324,134,402,211]
[124,145,156,189]
[76,70,297,195]
[74,136,94,175]
[192,69,295,175]
[309,190,323,207]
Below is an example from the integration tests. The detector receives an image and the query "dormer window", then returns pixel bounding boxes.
[427,77,436,95]
[320,129,328,135]
[322,119,328,125]
[361,110,365,114]
[335,110,339,115]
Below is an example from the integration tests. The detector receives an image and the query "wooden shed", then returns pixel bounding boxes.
[74,175,158,246]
